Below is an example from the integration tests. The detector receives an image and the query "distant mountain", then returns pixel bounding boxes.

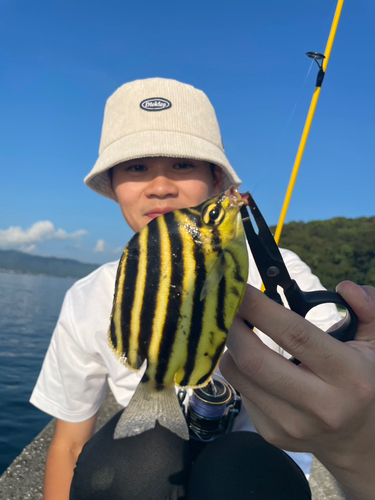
[0,250,100,280]
[1,216,374,287]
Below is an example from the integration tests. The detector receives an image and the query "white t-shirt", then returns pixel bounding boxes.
[30,248,341,476]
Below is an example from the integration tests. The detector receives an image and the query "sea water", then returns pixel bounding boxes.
[0,272,76,474]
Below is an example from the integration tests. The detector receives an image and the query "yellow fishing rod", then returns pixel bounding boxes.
[273,0,345,246]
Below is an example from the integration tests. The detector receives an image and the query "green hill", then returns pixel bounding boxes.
[273,216,375,291]
[0,250,100,280]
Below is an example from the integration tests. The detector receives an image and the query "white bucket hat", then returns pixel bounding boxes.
[84,77,242,199]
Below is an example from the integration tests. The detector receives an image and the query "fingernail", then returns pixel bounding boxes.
[360,286,371,304]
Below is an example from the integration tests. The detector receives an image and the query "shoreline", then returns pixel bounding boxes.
[0,269,78,280]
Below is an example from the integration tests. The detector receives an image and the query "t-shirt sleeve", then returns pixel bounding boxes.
[30,288,108,422]
[280,248,342,331]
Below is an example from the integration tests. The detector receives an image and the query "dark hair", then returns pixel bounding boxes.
[107,168,113,186]
[210,163,216,178]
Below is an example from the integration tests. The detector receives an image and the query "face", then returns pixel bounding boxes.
[109,157,223,233]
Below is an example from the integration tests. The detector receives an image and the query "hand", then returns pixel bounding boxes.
[220,281,375,500]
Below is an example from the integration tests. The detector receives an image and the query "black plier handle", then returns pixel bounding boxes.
[240,193,358,351]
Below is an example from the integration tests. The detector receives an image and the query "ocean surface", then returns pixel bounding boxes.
[0,272,76,475]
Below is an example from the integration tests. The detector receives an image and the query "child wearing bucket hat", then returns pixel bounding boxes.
[30,78,342,500]
[84,77,241,199]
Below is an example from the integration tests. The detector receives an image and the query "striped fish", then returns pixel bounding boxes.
[109,185,249,440]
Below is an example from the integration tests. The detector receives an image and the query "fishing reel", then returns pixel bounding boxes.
[178,376,241,443]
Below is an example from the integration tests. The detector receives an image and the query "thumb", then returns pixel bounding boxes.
[336,281,375,339]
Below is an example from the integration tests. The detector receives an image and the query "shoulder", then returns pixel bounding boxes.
[62,260,120,329]
[279,247,326,290]
[247,245,314,289]
[67,260,120,301]
[279,247,309,269]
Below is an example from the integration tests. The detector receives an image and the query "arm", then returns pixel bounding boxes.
[220,281,375,500]
[44,415,97,500]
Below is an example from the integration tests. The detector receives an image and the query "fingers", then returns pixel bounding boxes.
[336,282,375,337]
[236,284,355,381]
[224,316,328,409]
[220,350,318,451]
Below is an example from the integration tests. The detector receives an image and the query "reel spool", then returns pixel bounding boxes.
[179,377,241,442]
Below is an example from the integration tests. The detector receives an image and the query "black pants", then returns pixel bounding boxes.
[70,410,311,500]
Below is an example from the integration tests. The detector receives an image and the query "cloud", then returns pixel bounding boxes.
[0,221,88,249]
[94,239,105,253]
[113,246,123,255]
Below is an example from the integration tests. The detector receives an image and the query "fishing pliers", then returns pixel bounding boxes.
[240,193,358,359]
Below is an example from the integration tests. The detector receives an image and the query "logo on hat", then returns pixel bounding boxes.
[140,98,172,112]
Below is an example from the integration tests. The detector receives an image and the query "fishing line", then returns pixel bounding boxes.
[278,0,337,141]
[276,1,340,155]
[313,1,338,53]
[281,0,337,137]
[283,60,314,132]
[325,1,339,30]
[249,60,314,216]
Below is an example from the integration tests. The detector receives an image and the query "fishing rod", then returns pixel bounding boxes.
[273,0,345,245]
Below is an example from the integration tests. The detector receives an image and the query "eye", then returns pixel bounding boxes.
[203,203,225,226]
[173,163,194,171]
[126,164,147,172]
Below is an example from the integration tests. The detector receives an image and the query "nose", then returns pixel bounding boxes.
[144,174,178,199]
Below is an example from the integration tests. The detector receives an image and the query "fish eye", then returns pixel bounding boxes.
[209,207,221,220]
[203,203,225,226]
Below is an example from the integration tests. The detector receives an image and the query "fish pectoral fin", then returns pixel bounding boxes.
[200,252,227,301]
[113,378,189,441]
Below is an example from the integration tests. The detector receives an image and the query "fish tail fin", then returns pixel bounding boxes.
[114,377,189,441]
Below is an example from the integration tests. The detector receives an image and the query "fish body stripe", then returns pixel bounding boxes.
[129,227,149,367]
[139,221,161,362]
[113,243,140,362]
[155,212,184,385]
[147,217,172,378]
[110,249,128,356]
[225,248,246,284]
[216,273,227,333]
[179,236,207,386]
[211,226,222,252]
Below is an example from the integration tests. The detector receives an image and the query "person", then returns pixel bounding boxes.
[28,77,370,499]
[220,280,375,500]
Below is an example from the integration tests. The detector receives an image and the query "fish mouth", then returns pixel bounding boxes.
[226,185,249,208]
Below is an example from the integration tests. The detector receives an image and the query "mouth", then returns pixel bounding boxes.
[145,207,176,220]
[226,186,249,207]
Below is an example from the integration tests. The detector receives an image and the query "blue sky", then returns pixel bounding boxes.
[1,0,374,265]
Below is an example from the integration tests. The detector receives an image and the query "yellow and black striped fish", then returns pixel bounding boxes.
[109,185,249,440]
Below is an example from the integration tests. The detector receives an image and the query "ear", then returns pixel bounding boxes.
[213,166,224,194]
[107,169,119,203]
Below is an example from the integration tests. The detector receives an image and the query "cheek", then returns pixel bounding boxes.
[115,183,138,209]
[199,184,216,203]
[185,180,215,205]
[115,187,141,225]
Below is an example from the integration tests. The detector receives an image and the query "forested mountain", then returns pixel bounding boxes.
[0,217,374,287]
[273,216,375,291]
[0,250,99,280]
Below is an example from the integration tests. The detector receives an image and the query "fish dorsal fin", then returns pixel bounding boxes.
[200,252,227,301]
